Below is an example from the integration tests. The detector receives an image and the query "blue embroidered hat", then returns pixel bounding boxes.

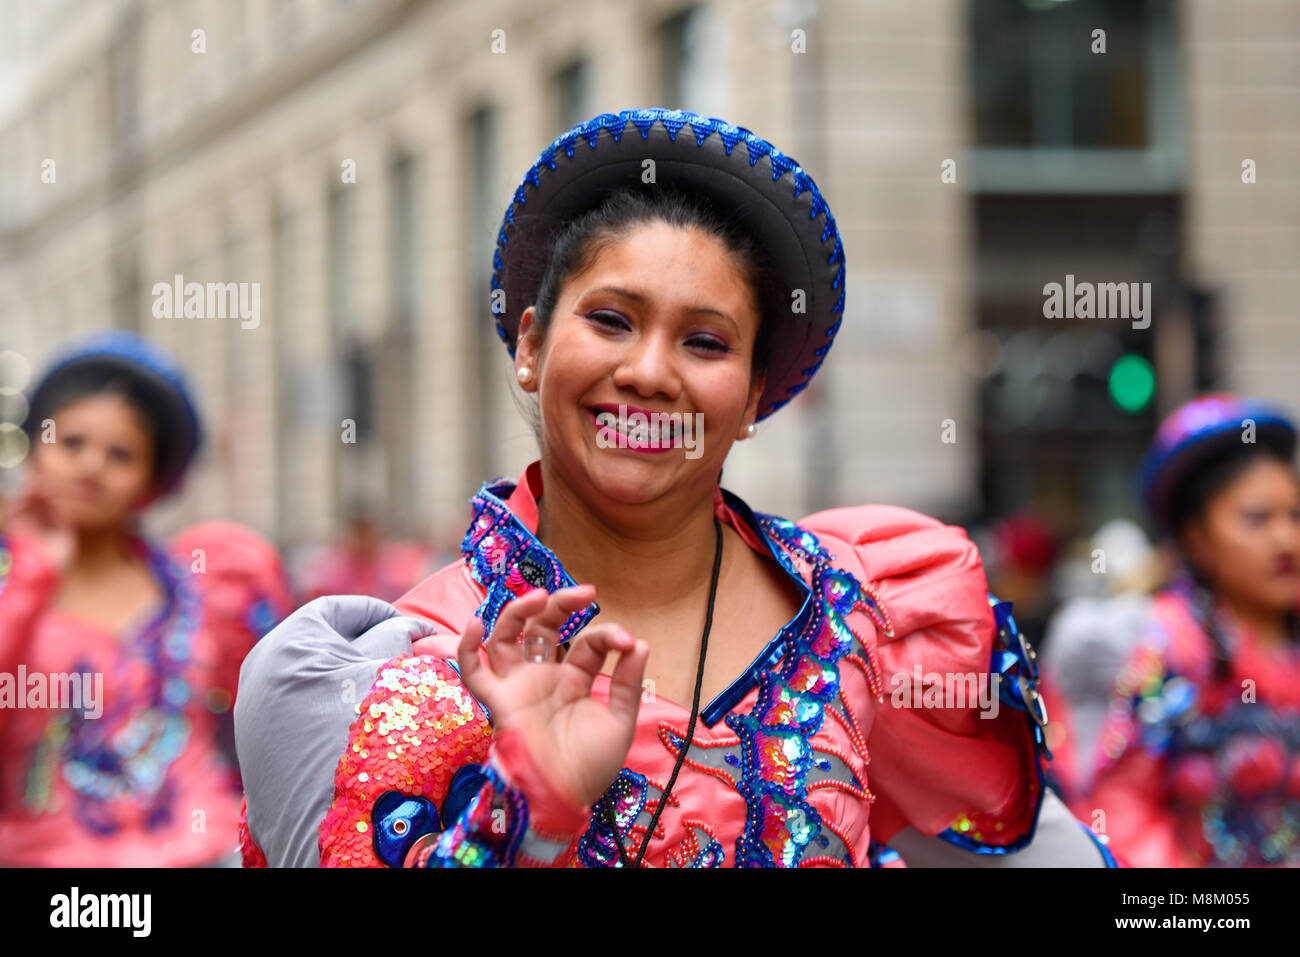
[23,330,203,498]
[1139,393,1297,532]
[491,108,846,421]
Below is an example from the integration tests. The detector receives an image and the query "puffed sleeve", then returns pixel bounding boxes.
[798,505,1104,862]
[169,521,295,711]
[0,534,61,734]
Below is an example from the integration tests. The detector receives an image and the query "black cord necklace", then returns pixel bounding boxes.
[601,514,723,868]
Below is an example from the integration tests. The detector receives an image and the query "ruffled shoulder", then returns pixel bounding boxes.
[168,521,293,638]
[792,504,1049,852]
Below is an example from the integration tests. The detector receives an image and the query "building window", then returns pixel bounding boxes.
[272,204,299,544]
[380,151,421,524]
[555,57,591,131]
[467,104,501,485]
[969,0,1181,192]
[329,178,367,518]
[390,152,420,329]
[658,5,726,116]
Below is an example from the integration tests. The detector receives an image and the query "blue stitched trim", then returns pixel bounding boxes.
[461,481,598,644]
[1080,822,1120,867]
[935,594,1049,855]
[700,491,815,726]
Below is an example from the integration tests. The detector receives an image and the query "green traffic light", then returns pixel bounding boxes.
[1108,354,1155,413]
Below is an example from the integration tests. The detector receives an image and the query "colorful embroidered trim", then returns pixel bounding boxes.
[43,539,200,834]
[936,594,1047,854]
[461,479,598,645]
[416,759,529,867]
[726,563,869,867]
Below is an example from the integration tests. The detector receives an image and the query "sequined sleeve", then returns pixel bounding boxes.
[316,652,591,868]
[410,726,592,868]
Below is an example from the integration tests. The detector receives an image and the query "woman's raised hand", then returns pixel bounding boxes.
[455,584,648,810]
[0,475,76,572]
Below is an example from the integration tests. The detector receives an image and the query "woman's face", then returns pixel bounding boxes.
[516,220,764,511]
[1183,457,1300,617]
[30,393,157,530]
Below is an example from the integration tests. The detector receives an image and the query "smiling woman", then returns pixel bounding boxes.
[235,108,1112,868]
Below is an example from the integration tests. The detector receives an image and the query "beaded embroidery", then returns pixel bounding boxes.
[22,539,201,834]
[936,595,1048,854]
[461,478,598,645]
[327,475,1047,867]
[1095,603,1300,867]
[574,767,652,868]
[419,760,528,867]
[726,562,873,867]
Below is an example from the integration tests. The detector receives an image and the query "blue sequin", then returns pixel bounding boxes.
[372,790,443,868]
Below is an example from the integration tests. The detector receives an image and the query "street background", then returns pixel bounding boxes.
[1,0,1297,630]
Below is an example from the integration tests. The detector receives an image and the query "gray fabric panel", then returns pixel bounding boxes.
[886,787,1108,867]
[233,596,433,868]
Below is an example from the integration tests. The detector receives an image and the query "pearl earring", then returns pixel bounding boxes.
[517,366,534,385]
[744,423,757,438]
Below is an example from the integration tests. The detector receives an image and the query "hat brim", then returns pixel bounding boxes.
[492,110,845,421]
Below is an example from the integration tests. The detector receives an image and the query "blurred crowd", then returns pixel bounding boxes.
[0,334,447,866]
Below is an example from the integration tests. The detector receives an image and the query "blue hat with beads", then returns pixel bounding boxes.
[23,330,203,499]
[490,108,846,421]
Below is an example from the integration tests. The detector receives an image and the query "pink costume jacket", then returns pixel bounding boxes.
[238,462,1100,867]
[1087,580,1300,867]
[0,522,292,866]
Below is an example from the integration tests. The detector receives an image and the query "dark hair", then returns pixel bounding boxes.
[30,369,169,485]
[1169,441,1299,677]
[522,186,780,384]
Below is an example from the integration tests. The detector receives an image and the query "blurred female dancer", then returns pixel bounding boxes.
[1088,394,1300,866]
[235,109,1110,868]
[0,331,292,865]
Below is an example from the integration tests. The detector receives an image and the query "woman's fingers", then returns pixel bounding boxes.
[605,636,650,725]
[456,617,500,712]
[485,585,597,673]
[528,585,597,631]
[517,585,597,658]
[483,588,551,674]
[561,623,636,685]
